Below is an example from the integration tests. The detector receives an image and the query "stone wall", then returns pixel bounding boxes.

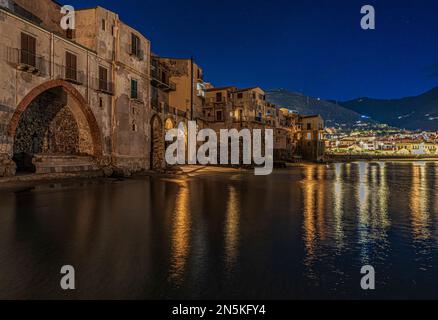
[13,87,87,157]
[151,115,164,170]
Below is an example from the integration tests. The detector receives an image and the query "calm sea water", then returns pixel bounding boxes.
[0,161,438,299]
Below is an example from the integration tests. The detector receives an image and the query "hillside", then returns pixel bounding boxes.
[266,89,372,128]
[340,87,438,131]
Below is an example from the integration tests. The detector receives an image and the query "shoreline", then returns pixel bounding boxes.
[326,154,438,163]
[1,159,436,191]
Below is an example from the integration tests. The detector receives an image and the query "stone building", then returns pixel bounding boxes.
[0,1,152,176]
[203,86,306,162]
[0,0,325,177]
[299,115,325,161]
[156,57,207,121]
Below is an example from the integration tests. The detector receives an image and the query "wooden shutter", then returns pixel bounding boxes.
[99,66,108,91]
[131,79,138,99]
[21,33,36,67]
[66,52,77,81]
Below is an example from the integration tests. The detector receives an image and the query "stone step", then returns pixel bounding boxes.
[32,154,99,174]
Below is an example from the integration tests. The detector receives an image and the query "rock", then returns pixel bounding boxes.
[111,167,132,178]
[0,154,17,177]
[103,167,114,177]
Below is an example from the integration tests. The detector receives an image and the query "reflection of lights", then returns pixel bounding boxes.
[317,166,326,240]
[345,163,351,176]
[170,180,191,285]
[410,163,430,240]
[377,162,390,229]
[333,163,344,248]
[357,162,370,263]
[225,186,240,271]
[358,162,369,207]
[303,166,316,263]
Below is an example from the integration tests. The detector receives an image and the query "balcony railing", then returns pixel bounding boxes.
[151,69,176,92]
[56,64,86,85]
[151,99,165,113]
[93,78,114,95]
[6,47,48,75]
[128,44,144,60]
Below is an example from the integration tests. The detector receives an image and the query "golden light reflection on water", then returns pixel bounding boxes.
[303,162,393,267]
[225,186,240,271]
[169,180,191,285]
[333,163,344,249]
[317,166,326,241]
[410,162,430,240]
[377,162,390,229]
[357,162,370,253]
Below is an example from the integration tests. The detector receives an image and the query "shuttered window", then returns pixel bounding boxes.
[131,33,141,58]
[21,33,36,67]
[65,52,77,81]
[99,66,108,91]
[131,79,138,99]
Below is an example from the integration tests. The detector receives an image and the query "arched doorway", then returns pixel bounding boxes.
[151,115,164,171]
[8,80,102,173]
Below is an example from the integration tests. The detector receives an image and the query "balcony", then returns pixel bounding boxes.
[57,65,86,85]
[128,44,144,60]
[151,68,176,92]
[6,47,47,75]
[151,99,164,113]
[94,78,114,95]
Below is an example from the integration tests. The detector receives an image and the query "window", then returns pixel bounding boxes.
[99,66,108,91]
[132,121,137,132]
[237,93,243,99]
[65,51,77,81]
[216,110,223,121]
[102,19,106,31]
[216,92,222,102]
[21,33,36,67]
[307,123,312,130]
[131,79,138,99]
[99,97,103,108]
[306,133,312,140]
[131,33,141,58]
[66,29,74,39]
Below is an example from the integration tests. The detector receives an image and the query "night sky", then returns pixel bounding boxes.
[66,0,438,101]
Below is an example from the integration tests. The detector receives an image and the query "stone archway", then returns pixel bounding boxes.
[7,80,102,173]
[151,115,164,171]
[165,118,175,131]
[8,79,102,157]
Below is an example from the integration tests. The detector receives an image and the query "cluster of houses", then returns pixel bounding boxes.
[0,0,325,177]
[327,132,438,156]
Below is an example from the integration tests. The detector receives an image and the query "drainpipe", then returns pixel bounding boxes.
[190,56,194,121]
[110,16,119,165]
[51,33,54,78]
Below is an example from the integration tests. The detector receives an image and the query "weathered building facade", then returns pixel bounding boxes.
[0,1,152,176]
[299,115,325,161]
[0,1,325,178]
[203,86,312,162]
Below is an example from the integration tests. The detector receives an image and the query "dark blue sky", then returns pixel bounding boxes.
[67,0,438,100]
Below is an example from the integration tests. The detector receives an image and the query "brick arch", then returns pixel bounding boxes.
[151,115,164,170]
[7,79,103,157]
[164,117,176,130]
